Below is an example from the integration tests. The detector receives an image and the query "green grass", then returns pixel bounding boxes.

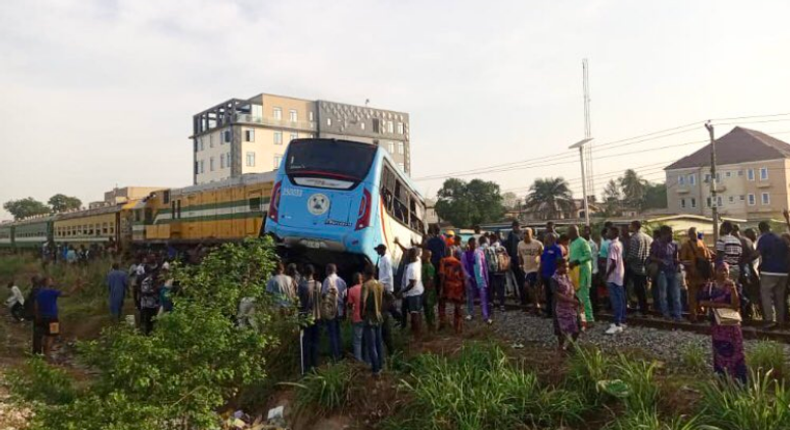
[385,342,587,430]
[603,409,707,430]
[746,340,786,379]
[291,361,357,415]
[680,343,708,372]
[566,345,612,404]
[698,370,790,430]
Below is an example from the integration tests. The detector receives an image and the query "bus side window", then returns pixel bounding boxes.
[393,180,409,226]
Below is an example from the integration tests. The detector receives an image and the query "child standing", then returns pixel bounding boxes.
[551,259,581,350]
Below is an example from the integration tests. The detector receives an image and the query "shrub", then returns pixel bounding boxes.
[699,369,790,430]
[9,238,302,430]
[747,340,786,379]
[7,356,76,405]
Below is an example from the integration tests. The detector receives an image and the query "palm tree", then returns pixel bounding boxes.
[524,177,575,220]
[620,169,647,209]
[602,179,622,216]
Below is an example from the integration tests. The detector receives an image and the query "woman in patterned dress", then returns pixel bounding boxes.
[698,261,747,383]
[551,259,580,350]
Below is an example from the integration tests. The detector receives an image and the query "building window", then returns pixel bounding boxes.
[690,198,697,208]
[398,142,404,155]
[210,157,215,171]
[199,138,205,151]
[326,117,332,126]
[289,109,297,122]
[689,174,696,185]
[210,134,215,146]
[760,167,768,181]
[223,130,231,143]
[680,198,686,208]
[290,132,298,142]
[274,131,283,145]
[747,168,755,181]
[387,121,394,133]
[761,192,770,205]
[274,155,282,169]
[388,142,395,154]
[748,194,756,206]
[244,129,255,142]
[199,160,205,174]
[678,176,685,186]
[220,153,225,169]
[706,197,711,208]
[246,152,256,167]
[728,196,734,203]
[717,196,723,207]
[738,170,743,176]
[360,122,366,130]
[309,111,314,122]
[725,171,731,178]
[397,122,404,134]
[739,195,745,201]
[273,107,282,120]
[704,173,711,183]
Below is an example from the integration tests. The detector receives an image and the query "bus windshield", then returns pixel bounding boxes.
[286,139,377,182]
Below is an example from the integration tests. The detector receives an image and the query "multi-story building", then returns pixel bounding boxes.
[190,93,410,185]
[665,127,790,220]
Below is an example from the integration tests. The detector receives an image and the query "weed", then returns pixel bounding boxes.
[603,409,708,430]
[699,369,790,430]
[387,342,586,430]
[613,354,661,413]
[680,343,708,372]
[566,345,611,404]
[291,361,357,415]
[7,357,77,405]
[747,340,786,379]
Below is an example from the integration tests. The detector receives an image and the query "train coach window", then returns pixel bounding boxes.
[249,197,262,211]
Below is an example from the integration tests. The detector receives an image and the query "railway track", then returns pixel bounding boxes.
[500,303,790,343]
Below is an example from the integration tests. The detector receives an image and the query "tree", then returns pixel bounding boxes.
[435,178,505,228]
[643,182,667,210]
[601,179,622,216]
[523,177,575,220]
[619,169,647,209]
[48,194,82,213]
[10,238,302,429]
[3,197,50,220]
[501,192,518,210]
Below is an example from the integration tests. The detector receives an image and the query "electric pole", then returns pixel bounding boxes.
[705,121,719,244]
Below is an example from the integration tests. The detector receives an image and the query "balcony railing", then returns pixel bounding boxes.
[234,114,317,131]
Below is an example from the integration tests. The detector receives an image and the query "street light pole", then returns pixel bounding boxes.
[705,121,719,244]
[570,138,594,226]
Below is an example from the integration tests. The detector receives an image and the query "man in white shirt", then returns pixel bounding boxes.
[375,244,394,293]
[6,280,25,321]
[400,247,424,338]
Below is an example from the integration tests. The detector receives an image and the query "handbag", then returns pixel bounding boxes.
[712,307,742,326]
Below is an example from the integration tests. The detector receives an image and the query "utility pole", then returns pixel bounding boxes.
[705,121,719,244]
[570,138,594,226]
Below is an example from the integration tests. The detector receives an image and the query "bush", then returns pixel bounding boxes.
[699,370,790,430]
[747,341,786,379]
[7,357,76,405]
[292,361,357,415]
[9,238,303,430]
[386,342,586,430]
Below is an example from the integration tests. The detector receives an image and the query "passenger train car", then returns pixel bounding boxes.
[136,172,275,245]
[265,138,425,271]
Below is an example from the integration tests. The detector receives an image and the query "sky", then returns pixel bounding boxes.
[2,0,790,220]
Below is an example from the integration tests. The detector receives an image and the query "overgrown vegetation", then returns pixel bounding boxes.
[9,238,303,429]
[291,361,357,415]
[384,343,588,430]
[699,370,790,430]
[679,343,708,372]
[746,340,786,379]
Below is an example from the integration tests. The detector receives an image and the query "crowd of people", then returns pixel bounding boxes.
[9,214,790,382]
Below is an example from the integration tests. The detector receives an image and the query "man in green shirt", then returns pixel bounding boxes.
[568,225,594,326]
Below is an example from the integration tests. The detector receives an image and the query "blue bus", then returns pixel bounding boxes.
[265,138,425,272]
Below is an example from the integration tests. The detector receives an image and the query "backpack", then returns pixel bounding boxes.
[496,248,512,272]
[320,277,339,320]
[484,246,499,274]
